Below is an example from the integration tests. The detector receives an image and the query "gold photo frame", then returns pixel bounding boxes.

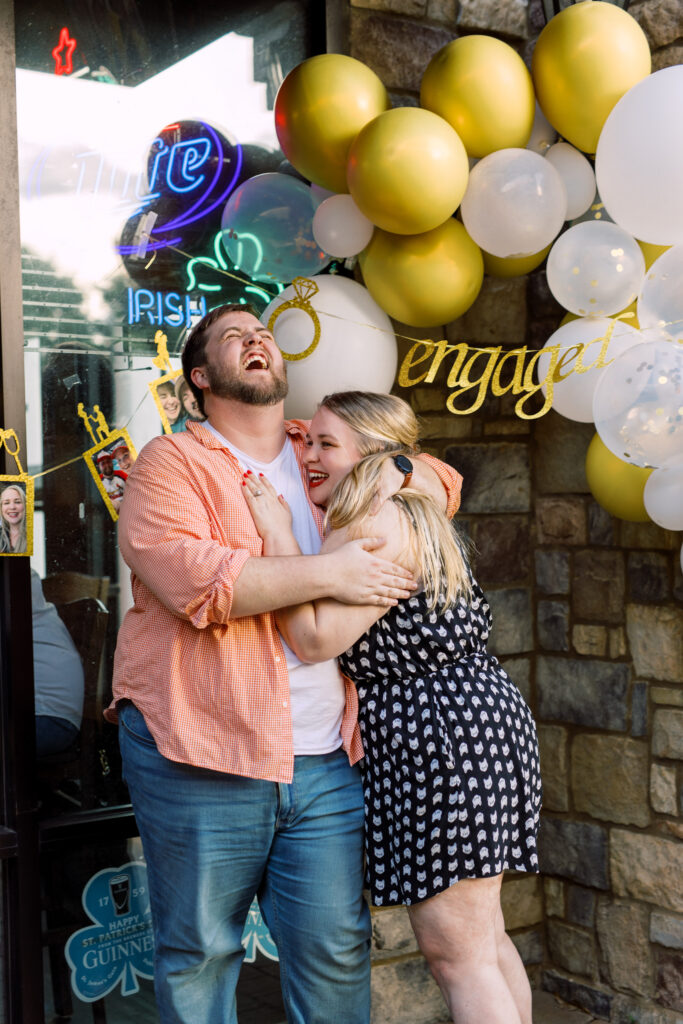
[148,369,186,435]
[82,429,137,523]
[0,474,34,557]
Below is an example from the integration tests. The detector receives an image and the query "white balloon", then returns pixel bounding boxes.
[546,221,645,317]
[460,148,567,258]
[312,194,374,258]
[261,274,397,420]
[637,244,683,344]
[592,340,683,467]
[595,66,683,246]
[536,316,643,422]
[643,456,683,530]
[545,143,596,220]
[526,101,557,155]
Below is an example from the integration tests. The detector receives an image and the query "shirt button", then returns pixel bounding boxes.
[283,700,288,708]
[275,656,281,663]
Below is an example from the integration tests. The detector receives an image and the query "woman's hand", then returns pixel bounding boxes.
[242,471,294,548]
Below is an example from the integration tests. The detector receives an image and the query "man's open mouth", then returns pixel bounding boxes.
[244,352,269,371]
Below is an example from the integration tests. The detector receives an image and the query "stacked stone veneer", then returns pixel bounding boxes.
[341,1,683,1021]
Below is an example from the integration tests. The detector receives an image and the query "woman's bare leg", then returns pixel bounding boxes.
[407,874,522,1024]
[495,906,532,1024]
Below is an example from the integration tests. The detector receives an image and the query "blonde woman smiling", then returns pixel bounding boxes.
[243,391,541,1024]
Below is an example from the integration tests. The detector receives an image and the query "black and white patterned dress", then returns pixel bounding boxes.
[338,575,542,907]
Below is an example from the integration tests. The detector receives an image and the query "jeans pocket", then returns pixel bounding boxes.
[119,701,156,746]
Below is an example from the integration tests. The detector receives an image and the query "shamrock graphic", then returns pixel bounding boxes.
[65,862,154,1002]
[241,897,279,964]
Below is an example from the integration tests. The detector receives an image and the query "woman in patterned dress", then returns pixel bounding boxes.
[243,391,541,1024]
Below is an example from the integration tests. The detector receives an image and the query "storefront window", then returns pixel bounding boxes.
[12,3,325,1019]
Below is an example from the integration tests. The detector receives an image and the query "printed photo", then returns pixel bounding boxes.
[82,429,137,522]
[0,476,34,556]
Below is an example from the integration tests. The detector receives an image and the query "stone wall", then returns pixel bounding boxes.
[341,1,683,1021]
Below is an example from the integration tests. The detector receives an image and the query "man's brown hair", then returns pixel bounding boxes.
[181,303,259,416]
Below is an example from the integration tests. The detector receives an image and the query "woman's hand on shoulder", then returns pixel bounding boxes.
[242,471,293,543]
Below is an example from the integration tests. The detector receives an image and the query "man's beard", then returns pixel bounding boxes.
[206,363,288,406]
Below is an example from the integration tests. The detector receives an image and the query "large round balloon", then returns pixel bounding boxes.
[261,275,397,420]
[545,143,595,220]
[346,107,469,235]
[643,456,683,531]
[546,222,645,317]
[220,173,328,285]
[274,54,389,194]
[585,433,653,522]
[592,340,683,467]
[312,194,374,258]
[637,245,683,345]
[359,219,484,328]
[532,1,651,154]
[596,66,683,246]
[536,316,643,422]
[460,148,567,258]
[420,35,535,158]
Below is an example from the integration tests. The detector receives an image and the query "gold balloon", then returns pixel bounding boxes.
[532,2,651,154]
[585,434,653,522]
[420,35,535,158]
[275,55,389,194]
[346,108,469,235]
[359,219,484,328]
[483,244,551,279]
[637,240,670,271]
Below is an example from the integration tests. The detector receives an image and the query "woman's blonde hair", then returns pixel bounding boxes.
[320,392,471,610]
[0,484,27,554]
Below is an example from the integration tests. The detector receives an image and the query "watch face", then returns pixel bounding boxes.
[394,454,413,475]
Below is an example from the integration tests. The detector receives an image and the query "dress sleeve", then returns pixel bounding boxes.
[117,438,251,627]
[417,453,463,518]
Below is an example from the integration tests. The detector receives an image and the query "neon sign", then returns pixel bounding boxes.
[183,230,285,305]
[127,290,207,329]
[118,121,243,256]
[52,27,77,76]
[25,122,244,258]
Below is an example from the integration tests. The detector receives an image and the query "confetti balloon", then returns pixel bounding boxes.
[592,340,683,467]
[637,245,683,345]
[536,316,643,422]
[546,222,645,317]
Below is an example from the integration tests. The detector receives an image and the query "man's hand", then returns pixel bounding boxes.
[325,536,417,606]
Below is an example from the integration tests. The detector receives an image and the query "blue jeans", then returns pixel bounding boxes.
[119,702,371,1024]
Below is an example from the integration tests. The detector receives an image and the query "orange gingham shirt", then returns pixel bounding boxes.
[107,419,462,783]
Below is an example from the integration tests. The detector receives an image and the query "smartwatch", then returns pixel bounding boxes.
[393,454,414,489]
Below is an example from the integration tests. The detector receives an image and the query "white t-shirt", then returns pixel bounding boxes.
[205,422,345,754]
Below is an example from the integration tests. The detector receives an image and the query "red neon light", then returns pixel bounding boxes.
[52,27,77,76]
[162,124,180,132]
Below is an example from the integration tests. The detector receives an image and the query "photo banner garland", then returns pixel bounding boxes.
[7,301,681,534]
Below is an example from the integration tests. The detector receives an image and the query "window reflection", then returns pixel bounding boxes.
[16,2,320,814]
